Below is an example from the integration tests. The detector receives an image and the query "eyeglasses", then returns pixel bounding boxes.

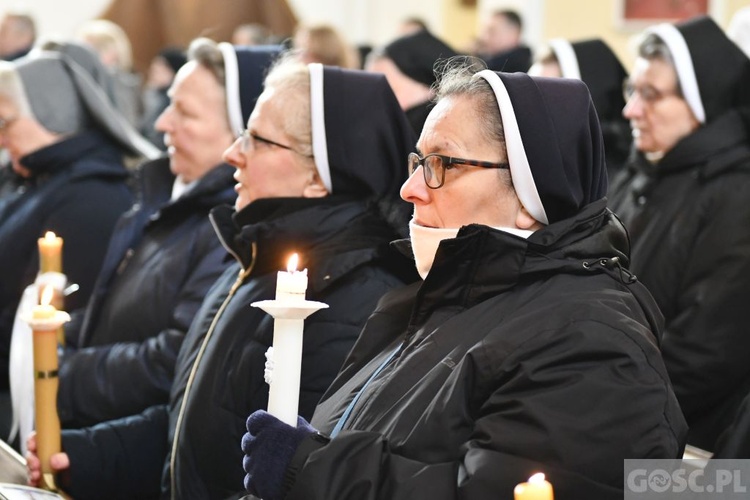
[0,115,18,132]
[407,152,509,189]
[622,80,681,104]
[237,129,312,157]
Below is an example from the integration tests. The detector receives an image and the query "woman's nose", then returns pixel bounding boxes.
[400,165,430,205]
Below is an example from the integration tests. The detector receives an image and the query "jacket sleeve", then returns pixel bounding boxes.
[659,181,750,421]
[61,404,168,500]
[284,322,681,500]
[57,232,230,427]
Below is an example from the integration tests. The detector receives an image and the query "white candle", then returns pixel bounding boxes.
[514,473,554,500]
[275,253,308,302]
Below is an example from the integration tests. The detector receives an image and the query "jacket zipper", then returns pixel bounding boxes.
[169,242,256,499]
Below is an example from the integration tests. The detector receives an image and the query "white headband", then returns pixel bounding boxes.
[647,23,706,123]
[548,39,581,80]
[218,42,245,133]
[474,70,548,225]
[309,63,332,193]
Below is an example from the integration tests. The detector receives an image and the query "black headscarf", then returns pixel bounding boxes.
[308,64,416,198]
[475,71,607,224]
[647,15,750,124]
[382,30,457,87]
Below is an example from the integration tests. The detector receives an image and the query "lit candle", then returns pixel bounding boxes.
[38,231,63,274]
[252,253,328,426]
[514,473,554,500]
[275,253,308,302]
[33,286,57,320]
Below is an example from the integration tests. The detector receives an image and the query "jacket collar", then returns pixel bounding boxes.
[410,199,628,315]
[210,198,394,293]
[19,129,126,180]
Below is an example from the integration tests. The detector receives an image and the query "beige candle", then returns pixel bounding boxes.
[31,286,62,488]
[38,231,63,274]
[514,473,554,500]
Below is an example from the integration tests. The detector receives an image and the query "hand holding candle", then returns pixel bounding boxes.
[38,231,63,274]
[514,473,554,500]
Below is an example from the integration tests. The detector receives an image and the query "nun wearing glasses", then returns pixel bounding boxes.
[240,59,687,500]
[27,55,416,499]
[609,15,750,453]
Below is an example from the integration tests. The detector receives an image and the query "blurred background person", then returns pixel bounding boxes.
[77,19,142,127]
[139,46,186,149]
[728,6,750,59]
[0,49,158,439]
[475,9,532,73]
[398,16,428,36]
[0,11,36,61]
[293,23,359,68]
[28,56,417,499]
[54,40,278,432]
[232,23,273,46]
[366,29,457,136]
[529,38,630,178]
[609,16,750,453]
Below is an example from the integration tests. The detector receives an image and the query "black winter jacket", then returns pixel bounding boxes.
[61,197,415,499]
[0,131,133,390]
[57,158,235,427]
[280,200,686,500]
[609,110,750,451]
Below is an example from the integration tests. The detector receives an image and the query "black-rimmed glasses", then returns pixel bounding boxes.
[407,152,509,189]
[237,129,313,158]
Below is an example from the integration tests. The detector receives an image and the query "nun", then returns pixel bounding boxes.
[366,29,457,136]
[0,49,157,421]
[529,38,630,178]
[608,15,750,453]
[26,56,417,499]
[50,40,278,433]
[240,60,687,500]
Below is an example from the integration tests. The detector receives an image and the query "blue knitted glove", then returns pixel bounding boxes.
[242,410,316,500]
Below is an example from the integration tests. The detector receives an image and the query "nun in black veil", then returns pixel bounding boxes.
[608,15,750,453]
[240,58,687,500]
[26,55,417,499]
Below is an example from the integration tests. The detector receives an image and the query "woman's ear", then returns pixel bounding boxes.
[516,204,543,231]
[302,170,329,198]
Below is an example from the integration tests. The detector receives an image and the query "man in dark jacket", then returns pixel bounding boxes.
[609,15,750,452]
[0,49,157,439]
[27,58,417,499]
[240,62,687,500]
[55,41,279,430]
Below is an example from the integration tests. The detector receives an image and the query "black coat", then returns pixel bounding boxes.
[609,110,750,451]
[280,201,686,500]
[0,130,133,390]
[57,158,235,427]
[61,197,415,500]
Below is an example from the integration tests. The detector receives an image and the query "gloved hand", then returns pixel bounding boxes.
[242,410,317,500]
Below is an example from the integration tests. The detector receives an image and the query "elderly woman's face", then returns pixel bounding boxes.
[0,95,58,177]
[623,57,700,155]
[401,94,527,229]
[155,61,235,183]
[222,87,324,211]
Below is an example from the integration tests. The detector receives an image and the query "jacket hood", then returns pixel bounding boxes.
[308,64,416,197]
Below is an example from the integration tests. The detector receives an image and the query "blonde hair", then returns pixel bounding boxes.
[77,19,133,71]
[293,24,359,69]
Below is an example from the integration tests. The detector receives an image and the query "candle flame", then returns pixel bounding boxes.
[529,473,546,484]
[44,231,57,240]
[287,253,299,273]
[40,285,54,306]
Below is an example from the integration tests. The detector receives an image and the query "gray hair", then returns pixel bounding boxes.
[434,56,506,154]
[262,53,313,157]
[187,37,226,87]
[637,33,677,66]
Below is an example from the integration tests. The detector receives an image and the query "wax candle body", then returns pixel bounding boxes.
[275,269,308,302]
[266,318,305,426]
[32,327,61,476]
[38,232,63,274]
[514,473,554,500]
